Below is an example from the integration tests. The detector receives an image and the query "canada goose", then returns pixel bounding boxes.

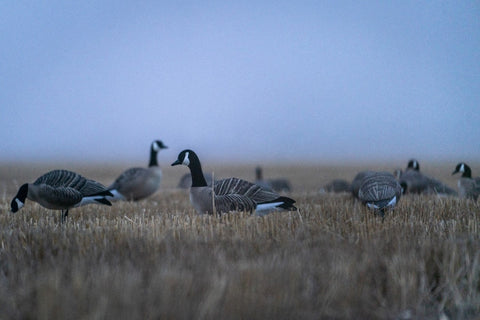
[177,172,214,189]
[357,171,402,217]
[452,163,480,200]
[320,179,351,193]
[10,169,113,222]
[171,149,297,216]
[108,140,167,201]
[398,159,457,196]
[351,171,376,198]
[255,166,292,192]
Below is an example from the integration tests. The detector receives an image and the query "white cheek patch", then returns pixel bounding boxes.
[153,142,160,152]
[183,152,190,166]
[460,163,465,173]
[15,198,24,210]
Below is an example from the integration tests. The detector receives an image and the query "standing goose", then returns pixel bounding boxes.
[108,140,167,201]
[452,163,480,200]
[398,159,457,196]
[254,166,292,192]
[10,169,113,221]
[171,149,297,216]
[358,171,402,217]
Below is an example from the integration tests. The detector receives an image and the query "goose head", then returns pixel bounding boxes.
[452,162,471,178]
[172,149,197,167]
[407,159,420,171]
[11,183,28,213]
[152,140,168,152]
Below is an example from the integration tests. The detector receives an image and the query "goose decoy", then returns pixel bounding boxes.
[177,172,214,189]
[357,171,402,217]
[398,159,457,196]
[171,149,297,216]
[452,163,480,200]
[108,140,167,201]
[320,179,351,193]
[10,169,113,222]
[254,166,292,192]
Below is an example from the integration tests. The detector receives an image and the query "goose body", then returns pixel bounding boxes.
[358,171,402,216]
[10,169,113,221]
[108,140,167,201]
[171,149,297,216]
[321,179,351,193]
[452,163,480,200]
[254,166,292,192]
[398,159,457,196]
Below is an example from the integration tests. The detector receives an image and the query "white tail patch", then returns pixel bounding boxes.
[183,152,190,166]
[255,202,284,216]
[387,196,397,207]
[106,189,126,202]
[367,202,379,210]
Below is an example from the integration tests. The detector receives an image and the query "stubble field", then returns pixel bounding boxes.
[0,162,479,319]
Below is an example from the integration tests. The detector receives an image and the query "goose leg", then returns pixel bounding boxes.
[61,209,69,223]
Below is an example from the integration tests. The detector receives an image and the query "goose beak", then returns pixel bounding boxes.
[452,170,458,175]
[171,159,182,166]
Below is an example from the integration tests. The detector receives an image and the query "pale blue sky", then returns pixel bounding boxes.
[1,1,479,164]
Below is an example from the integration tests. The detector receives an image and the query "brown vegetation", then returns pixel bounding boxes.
[0,163,479,319]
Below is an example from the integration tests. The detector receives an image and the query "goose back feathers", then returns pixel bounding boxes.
[357,171,402,216]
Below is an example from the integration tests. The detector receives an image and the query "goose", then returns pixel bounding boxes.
[320,179,351,193]
[452,163,480,200]
[254,166,292,192]
[398,159,457,196]
[171,149,297,216]
[357,171,402,217]
[10,169,113,221]
[108,140,167,201]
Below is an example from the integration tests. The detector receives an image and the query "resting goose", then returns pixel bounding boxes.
[10,169,113,221]
[358,171,402,217]
[108,140,167,201]
[320,179,351,193]
[452,163,480,200]
[171,149,297,216]
[254,166,292,192]
[398,159,457,196]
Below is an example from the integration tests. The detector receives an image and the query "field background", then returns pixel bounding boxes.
[0,161,479,319]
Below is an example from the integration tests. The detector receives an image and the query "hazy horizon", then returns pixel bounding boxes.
[2,2,479,164]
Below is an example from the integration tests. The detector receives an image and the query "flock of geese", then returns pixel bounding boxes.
[9,140,480,221]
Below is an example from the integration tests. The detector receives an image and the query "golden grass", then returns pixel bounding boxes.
[0,163,479,319]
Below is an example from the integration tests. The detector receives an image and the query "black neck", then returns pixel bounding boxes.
[188,153,208,187]
[149,148,158,167]
[462,166,472,178]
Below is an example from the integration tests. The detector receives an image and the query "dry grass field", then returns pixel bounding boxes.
[0,162,479,319]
